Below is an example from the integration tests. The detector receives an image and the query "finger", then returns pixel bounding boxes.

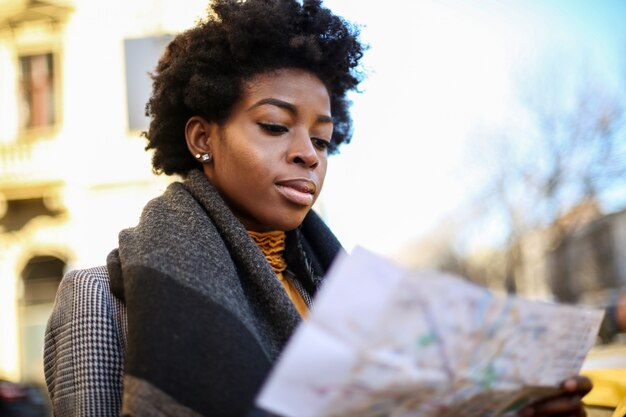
[529,395,584,416]
[562,376,593,395]
[518,407,586,417]
[518,405,586,417]
[541,411,586,417]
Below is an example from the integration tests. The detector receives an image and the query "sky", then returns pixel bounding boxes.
[316,0,626,256]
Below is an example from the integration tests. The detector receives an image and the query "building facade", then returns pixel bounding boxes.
[547,208,626,305]
[0,0,207,384]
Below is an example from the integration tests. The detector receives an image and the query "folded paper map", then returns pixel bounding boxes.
[256,247,605,417]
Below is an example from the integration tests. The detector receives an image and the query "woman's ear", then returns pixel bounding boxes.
[185,116,215,161]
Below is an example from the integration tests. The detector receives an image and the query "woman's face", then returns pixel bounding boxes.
[199,68,333,231]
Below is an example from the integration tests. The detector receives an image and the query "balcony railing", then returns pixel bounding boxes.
[0,139,64,191]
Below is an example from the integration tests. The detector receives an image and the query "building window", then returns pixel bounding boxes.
[20,255,65,383]
[124,35,173,131]
[18,52,56,130]
[21,255,64,305]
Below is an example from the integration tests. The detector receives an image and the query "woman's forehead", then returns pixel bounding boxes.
[241,68,331,112]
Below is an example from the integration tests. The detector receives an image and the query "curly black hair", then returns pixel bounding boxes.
[144,0,365,176]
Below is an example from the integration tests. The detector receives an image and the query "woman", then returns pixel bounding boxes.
[44,1,592,416]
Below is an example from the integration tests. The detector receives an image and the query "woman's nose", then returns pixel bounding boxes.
[288,130,319,169]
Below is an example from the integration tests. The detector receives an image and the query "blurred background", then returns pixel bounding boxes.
[0,0,625,415]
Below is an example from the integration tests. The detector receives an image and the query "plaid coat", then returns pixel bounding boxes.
[44,266,128,416]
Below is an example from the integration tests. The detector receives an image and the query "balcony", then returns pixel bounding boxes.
[0,139,64,199]
[0,0,74,31]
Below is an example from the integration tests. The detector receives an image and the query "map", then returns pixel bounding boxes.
[256,247,605,417]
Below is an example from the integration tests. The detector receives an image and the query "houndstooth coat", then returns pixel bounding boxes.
[44,266,128,416]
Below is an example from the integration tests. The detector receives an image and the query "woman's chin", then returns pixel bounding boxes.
[246,211,309,232]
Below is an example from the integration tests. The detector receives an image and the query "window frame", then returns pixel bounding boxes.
[15,46,63,140]
[123,34,174,133]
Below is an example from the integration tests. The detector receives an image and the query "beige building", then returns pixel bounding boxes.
[0,0,208,385]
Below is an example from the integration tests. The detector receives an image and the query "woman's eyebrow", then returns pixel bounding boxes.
[248,98,333,124]
[248,98,297,114]
[317,115,333,124]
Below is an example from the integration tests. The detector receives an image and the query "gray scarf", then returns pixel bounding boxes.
[107,169,341,417]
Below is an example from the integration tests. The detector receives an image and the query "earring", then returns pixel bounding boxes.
[195,153,212,162]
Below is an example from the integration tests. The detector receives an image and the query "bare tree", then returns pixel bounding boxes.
[462,63,626,300]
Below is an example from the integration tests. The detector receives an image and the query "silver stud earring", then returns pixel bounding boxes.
[195,153,212,162]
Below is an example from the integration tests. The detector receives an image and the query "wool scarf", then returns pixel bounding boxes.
[106,169,342,417]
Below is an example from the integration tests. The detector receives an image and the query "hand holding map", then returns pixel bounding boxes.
[257,247,604,417]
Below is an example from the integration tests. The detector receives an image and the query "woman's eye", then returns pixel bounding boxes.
[258,123,288,134]
[312,138,331,151]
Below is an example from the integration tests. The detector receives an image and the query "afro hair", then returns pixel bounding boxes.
[144,0,365,176]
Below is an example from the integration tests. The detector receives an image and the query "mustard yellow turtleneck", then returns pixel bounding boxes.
[247,230,309,317]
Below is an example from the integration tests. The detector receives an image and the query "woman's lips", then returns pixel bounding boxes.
[275,179,316,206]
